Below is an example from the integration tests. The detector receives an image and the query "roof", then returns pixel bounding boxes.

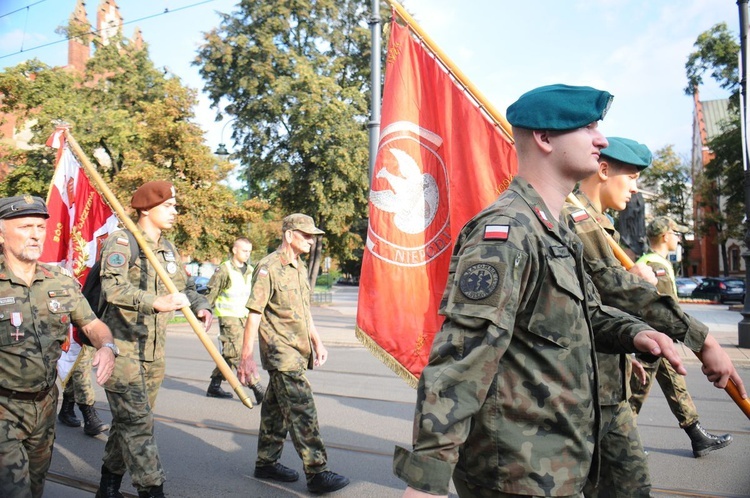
[701,98,731,142]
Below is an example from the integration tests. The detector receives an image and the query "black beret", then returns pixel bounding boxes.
[0,195,49,220]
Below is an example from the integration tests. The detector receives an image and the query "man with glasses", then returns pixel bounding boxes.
[631,216,732,457]
[237,213,349,495]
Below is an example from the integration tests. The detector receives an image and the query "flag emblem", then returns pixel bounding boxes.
[571,209,589,222]
[484,225,509,240]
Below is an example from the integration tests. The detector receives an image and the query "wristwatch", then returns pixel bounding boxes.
[102,342,120,357]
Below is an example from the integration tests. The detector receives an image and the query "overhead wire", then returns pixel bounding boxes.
[0,0,218,60]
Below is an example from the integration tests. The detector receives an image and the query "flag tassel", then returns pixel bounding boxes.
[355,327,418,388]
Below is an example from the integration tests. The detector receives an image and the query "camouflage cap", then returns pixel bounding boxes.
[646,216,689,238]
[131,181,176,210]
[282,213,324,235]
[600,137,652,170]
[0,195,49,220]
[506,83,614,131]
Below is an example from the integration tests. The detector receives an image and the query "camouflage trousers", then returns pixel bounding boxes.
[102,356,166,490]
[62,344,96,405]
[0,386,58,498]
[211,317,245,380]
[256,370,328,475]
[629,357,698,428]
[454,478,583,498]
[583,402,651,498]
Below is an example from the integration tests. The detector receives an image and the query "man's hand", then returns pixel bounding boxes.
[633,330,686,375]
[630,357,648,386]
[314,343,328,367]
[403,487,447,498]
[91,347,116,385]
[153,292,190,312]
[237,356,260,386]
[699,334,748,397]
[197,309,213,331]
[628,262,657,286]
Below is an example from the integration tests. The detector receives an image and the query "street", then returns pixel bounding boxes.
[45,286,750,497]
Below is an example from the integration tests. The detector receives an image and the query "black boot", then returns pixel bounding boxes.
[95,465,124,498]
[58,393,81,427]
[206,376,232,399]
[248,381,265,404]
[685,421,732,457]
[138,484,166,498]
[79,404,110,436]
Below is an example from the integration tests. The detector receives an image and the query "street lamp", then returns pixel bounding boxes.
[213,118,236,158]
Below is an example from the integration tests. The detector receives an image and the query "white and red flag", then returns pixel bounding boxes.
[41,127,119,383]
[355,18,518,385]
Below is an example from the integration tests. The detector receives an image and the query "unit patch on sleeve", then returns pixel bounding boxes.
[459,263,500,300]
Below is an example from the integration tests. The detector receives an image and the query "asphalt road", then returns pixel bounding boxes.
[45,288,750,497]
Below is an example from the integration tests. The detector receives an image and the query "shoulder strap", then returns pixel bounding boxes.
[126,229,140,266]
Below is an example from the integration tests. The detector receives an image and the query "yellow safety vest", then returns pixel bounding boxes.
[636,252,677,297]
[213,260,253,318]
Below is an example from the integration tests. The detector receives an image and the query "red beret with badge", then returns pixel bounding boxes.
[131,181,176,210]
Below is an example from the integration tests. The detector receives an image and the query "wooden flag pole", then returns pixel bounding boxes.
[385,0,514,142]
[63,129,254,410]
[566,193,750,419]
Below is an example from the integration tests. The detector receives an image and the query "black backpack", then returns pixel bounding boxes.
[81,229,140,318]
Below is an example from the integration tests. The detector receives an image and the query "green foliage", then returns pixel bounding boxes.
[0,37,267,261]
[639,145,692,224]
[195,0,386,278]
[684,22,740,109]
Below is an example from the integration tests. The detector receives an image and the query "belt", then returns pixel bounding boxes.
[0,385,53,401]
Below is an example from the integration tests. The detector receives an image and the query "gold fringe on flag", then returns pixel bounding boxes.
[355,326,419,389]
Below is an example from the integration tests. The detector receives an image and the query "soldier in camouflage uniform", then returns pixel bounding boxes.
[394,85,695,498]
[95,182,212,498]
[630,216,733,457]
[57,343,110,435]
[561,137,743,496]
[0,195,116,498]
[204,237,265,402]
[237,213,350,495]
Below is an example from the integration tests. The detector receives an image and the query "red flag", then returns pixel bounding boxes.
[41,128,120,383]
[355,20,518,385]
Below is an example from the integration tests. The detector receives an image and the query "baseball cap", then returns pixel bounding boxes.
[281,213,324,235]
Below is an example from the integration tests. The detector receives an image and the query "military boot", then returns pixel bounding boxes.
[95,465,124,498]
[58,392,81,427]
[79,404,110,436]
[138,484,166,497]
[248,381,265,404]
[206,376,232,398]
[685,421,732,457]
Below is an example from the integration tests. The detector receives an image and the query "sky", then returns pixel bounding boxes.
[0,0,741,162]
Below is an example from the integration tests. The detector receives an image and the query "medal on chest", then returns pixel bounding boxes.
[10,312,23,340]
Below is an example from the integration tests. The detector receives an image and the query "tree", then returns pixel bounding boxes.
[0,35,266,261]
[195,0,385,286]
[638,145,694,273]
[685,22,744,276]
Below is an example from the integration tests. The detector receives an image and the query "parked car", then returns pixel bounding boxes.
[191,276,210,295]
[675,277,700,298]
[690,277,745,303]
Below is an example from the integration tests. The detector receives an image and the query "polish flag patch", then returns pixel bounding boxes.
[654,268,667,277]
[571,209,589,222]
[116,237,130,246]
[484,225,510,240]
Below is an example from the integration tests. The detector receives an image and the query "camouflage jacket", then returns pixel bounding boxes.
[561,193,707,405]
[0,256,96,391]
[99,228,209,362]
[246,249,313,372]
[637,252,676,297]
[394,178,653,496]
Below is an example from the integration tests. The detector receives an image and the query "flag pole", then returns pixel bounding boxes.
[62,129,254,410]
[385,0,513,142]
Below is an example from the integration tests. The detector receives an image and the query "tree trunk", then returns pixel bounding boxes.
[307,236,323,290]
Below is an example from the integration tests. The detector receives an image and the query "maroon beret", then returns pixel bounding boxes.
[131,181,176,210]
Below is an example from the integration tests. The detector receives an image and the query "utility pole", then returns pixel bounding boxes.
[737,0,750,347]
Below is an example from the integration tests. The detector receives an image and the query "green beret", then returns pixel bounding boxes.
[131,181,176,210]
[282,213,324,235]
[0,195,49,220]
[506,83,614,131]
[600,137,652,170]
